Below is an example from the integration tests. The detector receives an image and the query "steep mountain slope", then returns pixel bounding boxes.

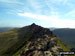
[0,23,70,56]
[53,28,75,48]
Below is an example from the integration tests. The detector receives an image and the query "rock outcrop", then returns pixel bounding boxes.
[20,23,62,56]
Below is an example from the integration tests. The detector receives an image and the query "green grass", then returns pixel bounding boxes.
[0,30,19,56]
[56,37,70,51]
[13,42,29,56]
[0,27,33,56]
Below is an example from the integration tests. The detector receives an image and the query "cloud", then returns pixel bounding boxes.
[17,12,75,28]
[65,10,75,17]
[45,0,68,6]
[17,12,59,21]
[7,9,24,15]
[0,0,23,5]
[26,0,43,14]
[51,19,75,28]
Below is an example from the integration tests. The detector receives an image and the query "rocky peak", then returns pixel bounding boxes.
[19,23,53,39]
[30,23,36,27]
[29,23,54,40]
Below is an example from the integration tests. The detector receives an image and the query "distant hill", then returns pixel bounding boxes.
[53,28,75,49]
[0,27,14,32]
[49,27,57,31]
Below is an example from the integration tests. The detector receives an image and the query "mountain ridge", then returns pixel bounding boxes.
[0,23,70,56]
[17,23,63,56]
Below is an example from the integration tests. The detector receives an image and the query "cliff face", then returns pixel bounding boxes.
[19,23,62,56]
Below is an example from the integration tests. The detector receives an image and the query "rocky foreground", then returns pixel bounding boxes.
[19,23,63,56]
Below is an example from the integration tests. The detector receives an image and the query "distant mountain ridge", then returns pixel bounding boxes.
[53,28,75,48]
[0,27,14,32]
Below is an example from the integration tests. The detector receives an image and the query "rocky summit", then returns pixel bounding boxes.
[19,23,62,56]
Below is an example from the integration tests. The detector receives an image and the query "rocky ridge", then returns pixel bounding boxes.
[20,23,62,56]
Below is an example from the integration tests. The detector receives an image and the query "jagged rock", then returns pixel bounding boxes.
[44,51,53,56]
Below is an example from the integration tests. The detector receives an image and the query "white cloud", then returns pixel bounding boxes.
[0,0,23,5]
[17,12,59,21]
[7,9,24,15]
[51,19,75,28]
[45,0,68,5]
[26,0,43,14]
[17,12,75,28]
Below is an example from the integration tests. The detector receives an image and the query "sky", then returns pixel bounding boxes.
[0,0,75,28]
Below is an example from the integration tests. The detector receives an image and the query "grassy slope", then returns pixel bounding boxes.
[56,37,70,51]
[56,37,75,56]
[13,42,30,56]
[0,32,17,55]
[0,28,24,56]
